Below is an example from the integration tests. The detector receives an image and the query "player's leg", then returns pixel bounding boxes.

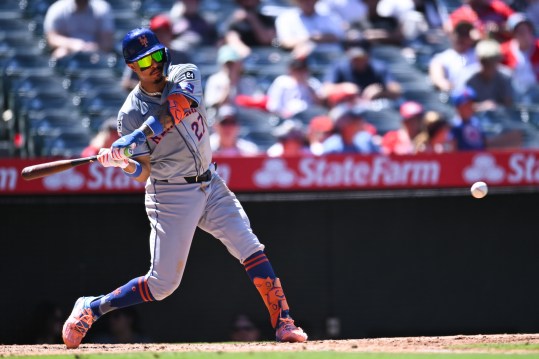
[198,174,307,342]
[62,277,154,348]
[63,182,206,348]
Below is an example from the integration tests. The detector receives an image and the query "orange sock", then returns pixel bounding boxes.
[253,277,290,328]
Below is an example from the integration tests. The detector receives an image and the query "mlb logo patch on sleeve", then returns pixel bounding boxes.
[177,81,194,93]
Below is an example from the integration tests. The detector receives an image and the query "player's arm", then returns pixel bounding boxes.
[123,155,151,182]
[110,97,190,151]
[97,150,150,182]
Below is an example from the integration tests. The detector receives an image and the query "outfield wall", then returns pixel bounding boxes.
[2,190,538,343]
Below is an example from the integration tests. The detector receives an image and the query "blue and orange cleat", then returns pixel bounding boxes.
[276,317,308,343]
[62,296,99,349]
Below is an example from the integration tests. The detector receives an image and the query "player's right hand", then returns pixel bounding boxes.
[97,148,129,168]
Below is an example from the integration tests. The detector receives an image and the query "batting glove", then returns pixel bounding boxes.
[112,129,146,149]
[97,148,129,168]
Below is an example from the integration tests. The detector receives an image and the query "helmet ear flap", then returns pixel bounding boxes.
[162,48,171,77]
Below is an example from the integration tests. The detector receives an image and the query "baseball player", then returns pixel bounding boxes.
[61,27,308,348]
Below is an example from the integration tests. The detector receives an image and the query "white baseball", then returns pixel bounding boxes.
[470,181,488,199]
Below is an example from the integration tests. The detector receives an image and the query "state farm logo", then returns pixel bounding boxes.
[254,159,295,188]
[463,154,504,184]
[43,169,85,190]
[253,156,440,188]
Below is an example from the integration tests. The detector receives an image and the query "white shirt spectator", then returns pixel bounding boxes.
[44,0,114,46]
[266,74,323,119]
[316,0,368,27]
[429,47,478,89]
[275,6,345,52]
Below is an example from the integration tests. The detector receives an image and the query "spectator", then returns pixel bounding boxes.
[204,44,250,111]
[43,0,115,59]
[221,0,277,49]
[80,117,119,157]
[446,0,514,41]
[210,104,260,156]
[381,101,425,154]
[307,114,335,155]
[357,0,405,46]
[169,0,219,51]
[322,106,380,154]
[267,119,311,157]
[316,0,368,34]
[455,39,514,111]
[121,15,191,92]
[449,87,487,150]
[323,45,402,101]
[229,314,261,342]
[266,57,324,119]
[429,21,479,93]
[376,0,444,43]
[413,111,455,153]
[501,13,539,99]
[274,0,346,53]
[449,87,523,150]
[325,82,364,109]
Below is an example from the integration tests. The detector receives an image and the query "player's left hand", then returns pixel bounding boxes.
[112,129,146,149]
[97,148,129,168]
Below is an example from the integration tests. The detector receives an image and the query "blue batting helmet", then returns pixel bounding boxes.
[122,27,165,63]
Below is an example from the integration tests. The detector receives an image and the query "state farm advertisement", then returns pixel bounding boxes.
[1,150,539,195]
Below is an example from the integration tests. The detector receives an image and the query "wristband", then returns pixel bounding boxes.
[123,161,142,178]
[143,116,164,136]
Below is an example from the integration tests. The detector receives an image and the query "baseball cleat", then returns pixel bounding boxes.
[275,317,308,343]
[62,296,99,349]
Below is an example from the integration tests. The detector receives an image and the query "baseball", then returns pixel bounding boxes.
[470,181,488,199]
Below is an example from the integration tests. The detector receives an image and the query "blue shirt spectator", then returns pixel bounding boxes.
[323,46,401,100]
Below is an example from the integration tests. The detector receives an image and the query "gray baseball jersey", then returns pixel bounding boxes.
[118,64,212,179]
[117,63,264,300]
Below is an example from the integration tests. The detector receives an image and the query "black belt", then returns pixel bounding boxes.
[184,169,212,183]
[156,169,212,183]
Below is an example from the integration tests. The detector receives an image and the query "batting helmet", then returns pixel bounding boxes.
[122,27,165,63]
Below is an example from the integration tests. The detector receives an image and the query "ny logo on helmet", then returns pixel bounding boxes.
[139,35,149,47]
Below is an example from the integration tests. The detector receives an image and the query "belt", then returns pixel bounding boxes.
[157,169,212,184]
[184,169,212,183]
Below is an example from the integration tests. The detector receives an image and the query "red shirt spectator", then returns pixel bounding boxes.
[381,101,424,155]
[501,13,539,83]
[448,0,514,40]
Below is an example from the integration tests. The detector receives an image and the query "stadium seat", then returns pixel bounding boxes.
[361,108,402,135]
[0,0,21,18]
[53,51,119,77]
[14,92,78,139]
[25,112,85,157]
[21,0,56,21]
[76,88,127,117]
[40,129,93,158]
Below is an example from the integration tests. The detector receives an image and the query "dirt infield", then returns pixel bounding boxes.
[2,334,539,356]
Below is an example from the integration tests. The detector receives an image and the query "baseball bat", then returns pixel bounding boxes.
[21,148,134,181]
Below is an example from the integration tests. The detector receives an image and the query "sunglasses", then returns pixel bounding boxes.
[136,49,164,69]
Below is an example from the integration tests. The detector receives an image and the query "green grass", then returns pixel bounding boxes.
[450,342,539,351]
[11,353,539,359]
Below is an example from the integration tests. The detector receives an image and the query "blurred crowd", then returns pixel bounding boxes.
[36,0,539,157]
